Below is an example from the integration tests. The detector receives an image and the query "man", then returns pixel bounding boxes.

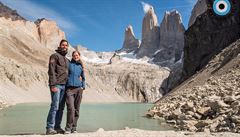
[46,39,69,135]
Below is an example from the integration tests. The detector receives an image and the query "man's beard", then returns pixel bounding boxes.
[56,47,68,56]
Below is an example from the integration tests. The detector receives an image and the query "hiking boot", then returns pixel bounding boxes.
[64,130,71,134]
[46,128,57,135]
[55,128,65,134]
[71,130,78,133]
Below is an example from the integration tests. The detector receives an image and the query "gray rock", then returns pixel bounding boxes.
[231,116,240,124]
[145,111,155,118]
[218,126,231,132]
[207,99,229,112]
[181,120,198,131]
[97,128,105,132]
[231,101,240,108]
[188,0,207,27]
[203,128,210,133]
[92,62,170,103]
[193,113,202,120]
[109,53,121,64]
[153,10,185,65]
[154,11,185,95]
[195,120,212,129]
[166,120,177,125]
[159,61,183,96]
[210,122,219,132]
[182,102,194,111]
[182,0,240,83]
[0,2,26,21]
[197,107,211,116]
[223,96,236,104]
[172,108,182,119]
[186,111,194,116]
[153,114,161,119]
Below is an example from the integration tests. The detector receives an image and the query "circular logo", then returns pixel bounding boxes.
[213,0,231,16]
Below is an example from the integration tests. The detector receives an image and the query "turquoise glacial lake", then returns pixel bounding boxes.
[0,103,173,135]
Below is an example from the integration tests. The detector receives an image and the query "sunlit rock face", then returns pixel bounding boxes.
[119,25,140,53]
[136,7,160,58]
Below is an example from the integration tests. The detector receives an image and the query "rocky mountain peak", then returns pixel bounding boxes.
[125,25,135,37]
[153,10,185,66]
[35,18,66,50]
[182,0,240,82]
[34,18,47,25]
[76,45,88,51]
[162,10,183,26]
[160,10,185,34]
[136,5,160,58]
[119,25,140,53]
[146,6,155,15]
[188,0,207,27]
[0,2,26,21]
[142,6,159,39]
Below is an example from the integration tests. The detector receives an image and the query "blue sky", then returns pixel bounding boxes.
[1,0,197,52]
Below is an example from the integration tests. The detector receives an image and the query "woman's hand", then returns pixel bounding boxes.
[79,76,82,81]
[50,86,58,92]
[81,87,85,90]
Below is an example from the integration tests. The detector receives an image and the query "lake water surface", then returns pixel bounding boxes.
[0,103,173,135]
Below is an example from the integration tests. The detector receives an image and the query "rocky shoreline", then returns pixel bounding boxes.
[147,40,240,133]
[147,88,240,132]
[1,128,240,137]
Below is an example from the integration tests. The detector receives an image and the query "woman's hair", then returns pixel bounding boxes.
[59,39,68,47]
[72,50,84,69]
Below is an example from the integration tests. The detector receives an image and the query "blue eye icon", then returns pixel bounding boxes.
[213,0,231,16]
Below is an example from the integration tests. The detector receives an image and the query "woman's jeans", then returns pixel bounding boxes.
[46,85,66,129]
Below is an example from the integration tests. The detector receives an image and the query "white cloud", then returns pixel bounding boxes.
[1,0,78,32]
[140,1,153,13]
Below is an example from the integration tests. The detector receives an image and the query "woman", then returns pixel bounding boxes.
[65,51,85,134]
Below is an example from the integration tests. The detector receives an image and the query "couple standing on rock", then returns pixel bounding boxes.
[45,39,86,135]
